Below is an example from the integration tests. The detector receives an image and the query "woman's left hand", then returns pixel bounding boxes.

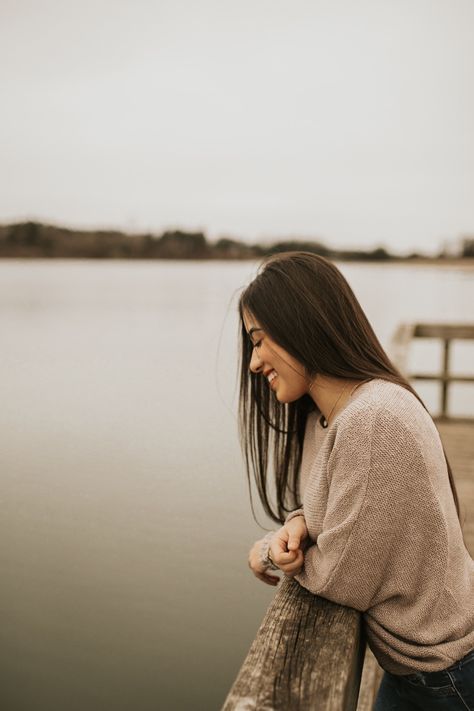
[269,515,309,577]
[247,537,281,586]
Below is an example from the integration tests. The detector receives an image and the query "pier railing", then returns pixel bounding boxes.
[390,322,474,419]
[222,576,368,711]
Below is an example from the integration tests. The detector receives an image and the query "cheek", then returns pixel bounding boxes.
[279,369,308,398]
[282,360,307,385]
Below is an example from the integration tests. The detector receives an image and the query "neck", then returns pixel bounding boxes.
[309,376,365,425]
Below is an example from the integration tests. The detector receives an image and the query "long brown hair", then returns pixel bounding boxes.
[238,251,463,538]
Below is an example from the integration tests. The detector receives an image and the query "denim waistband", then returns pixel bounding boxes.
[403,648,474,684]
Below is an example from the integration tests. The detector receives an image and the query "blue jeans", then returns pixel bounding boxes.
[374,649,474,710]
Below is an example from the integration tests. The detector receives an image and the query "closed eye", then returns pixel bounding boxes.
[247,326,264,349]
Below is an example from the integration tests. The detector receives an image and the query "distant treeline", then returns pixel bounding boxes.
[1,221,473,260]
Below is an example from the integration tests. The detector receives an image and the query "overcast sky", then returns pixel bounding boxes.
[1,0,474,254]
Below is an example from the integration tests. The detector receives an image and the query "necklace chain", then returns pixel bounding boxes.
[320,380,365,428]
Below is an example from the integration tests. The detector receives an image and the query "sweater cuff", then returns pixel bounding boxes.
[259,531,279,571]
[284,508,305,525]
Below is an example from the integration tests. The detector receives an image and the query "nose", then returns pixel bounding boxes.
[249,346,263,374]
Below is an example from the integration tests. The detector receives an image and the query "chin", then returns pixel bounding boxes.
[275,385,309,404]
[275,391,298,404]
[274,389,286,403]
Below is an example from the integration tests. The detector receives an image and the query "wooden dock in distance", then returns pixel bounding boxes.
[390,322,474,419]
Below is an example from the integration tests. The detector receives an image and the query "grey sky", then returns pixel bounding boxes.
[1,0,474,254]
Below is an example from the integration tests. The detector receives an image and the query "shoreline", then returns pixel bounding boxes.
[0,256,473,267]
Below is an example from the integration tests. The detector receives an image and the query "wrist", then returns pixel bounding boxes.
[285,508,305,525]
[259,532,279,571]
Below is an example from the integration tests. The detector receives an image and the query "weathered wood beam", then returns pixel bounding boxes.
[413,324,474,339]
[410,374,474,383]
[222,577,365,711]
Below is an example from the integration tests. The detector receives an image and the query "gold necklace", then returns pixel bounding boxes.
[320,380,362,429]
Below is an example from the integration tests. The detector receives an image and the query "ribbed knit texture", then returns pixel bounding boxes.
[285,378,474,675]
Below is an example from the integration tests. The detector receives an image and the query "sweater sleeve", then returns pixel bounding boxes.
[284,508,305,524]
[292,408,440,612]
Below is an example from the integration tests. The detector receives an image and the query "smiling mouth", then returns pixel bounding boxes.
[267,370,278,386]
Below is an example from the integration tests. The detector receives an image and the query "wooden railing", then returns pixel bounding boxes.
[222,576,366,711]
[390,323,474,418]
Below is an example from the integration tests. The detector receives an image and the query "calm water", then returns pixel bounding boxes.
[1,260,473,711]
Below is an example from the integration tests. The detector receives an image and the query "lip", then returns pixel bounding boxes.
[264,369,278,388]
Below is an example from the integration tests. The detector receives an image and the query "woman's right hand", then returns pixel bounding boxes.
[270,516,308,577]
[248,537,280,586]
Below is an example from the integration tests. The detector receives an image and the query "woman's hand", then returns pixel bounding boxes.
[248,516,309,585]
[248,537,280,586]
[270,515,309,577]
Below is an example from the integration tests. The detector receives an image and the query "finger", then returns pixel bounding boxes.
[255,571,280,586]
[272,548,298,566]
[280,559,304,574]
[278,552,304,573]
[287,522,307,551]
[287,535,301,551]
[277,525,289,542]
[274,528,290,552]
[249,557,281,581]
[271,538,297,559]
[279,563,303,575]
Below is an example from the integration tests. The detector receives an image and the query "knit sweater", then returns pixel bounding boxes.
[284,378,474,675]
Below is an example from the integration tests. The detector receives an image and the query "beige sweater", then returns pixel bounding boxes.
[284,378,474,675]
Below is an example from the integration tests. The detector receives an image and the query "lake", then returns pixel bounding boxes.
[1,259,473,711]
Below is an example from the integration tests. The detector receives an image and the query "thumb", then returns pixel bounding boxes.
[287,533,301,551]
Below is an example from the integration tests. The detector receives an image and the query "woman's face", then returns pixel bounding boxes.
[242,311,310,403]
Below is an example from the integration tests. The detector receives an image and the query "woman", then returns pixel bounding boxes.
[240,252,474,710]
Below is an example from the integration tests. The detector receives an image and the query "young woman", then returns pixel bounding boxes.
[240,252,474,710]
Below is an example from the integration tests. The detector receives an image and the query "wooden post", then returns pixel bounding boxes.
[441,339,451,418]
[389,323,415,376]
[222,577,365,711]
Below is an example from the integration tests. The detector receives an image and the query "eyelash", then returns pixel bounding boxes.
[253,339,262,349]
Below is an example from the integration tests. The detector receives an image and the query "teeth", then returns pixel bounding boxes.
[267,370,277,383]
